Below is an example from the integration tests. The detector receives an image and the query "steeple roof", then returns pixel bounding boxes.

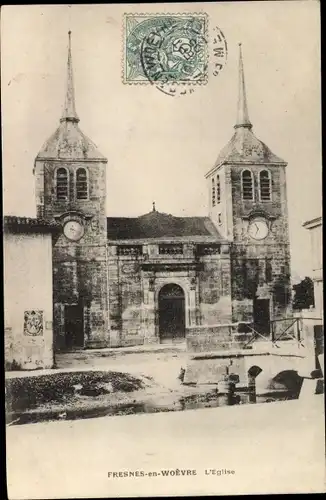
[212,44,285,170]
[235,44,252,130]
[61,31,79,123]
[36,32,106,161]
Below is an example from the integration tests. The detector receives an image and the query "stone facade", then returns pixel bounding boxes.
[107,238,232,347]
[34,157,109,349]
[32,37,292,351]
[206,47,292,333]
[4,217,59,369]
[228,163,292,324]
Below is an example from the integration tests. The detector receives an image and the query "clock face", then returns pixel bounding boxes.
[248,218,269,240]
[63,220,84,241]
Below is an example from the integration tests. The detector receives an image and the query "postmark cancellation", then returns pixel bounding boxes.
[123,13,209,85]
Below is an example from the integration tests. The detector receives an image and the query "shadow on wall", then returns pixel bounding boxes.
[247,366,303,397]
[269,370,303,394]
[5,359,23,371]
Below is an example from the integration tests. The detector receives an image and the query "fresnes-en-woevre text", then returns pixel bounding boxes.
[107,469,236,478]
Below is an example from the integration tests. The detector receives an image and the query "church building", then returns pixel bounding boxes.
[34,34,292,350]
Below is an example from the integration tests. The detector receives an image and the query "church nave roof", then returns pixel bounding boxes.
[107,210,223,241]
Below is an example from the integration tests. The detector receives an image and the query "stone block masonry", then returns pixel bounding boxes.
[107,242,233,347]
[4,225,54,370]
[29,36,294,356]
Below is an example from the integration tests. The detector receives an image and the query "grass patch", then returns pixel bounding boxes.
[6,371,145,412]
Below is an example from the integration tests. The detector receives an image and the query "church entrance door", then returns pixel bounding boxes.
[158,284,185,343]
[64,304,84,349]
[253,298,270,336]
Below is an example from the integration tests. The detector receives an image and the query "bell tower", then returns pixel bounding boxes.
[34,32,109,350]
[206,44,292,331]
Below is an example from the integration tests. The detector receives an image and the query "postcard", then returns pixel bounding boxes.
[3,2,324,498]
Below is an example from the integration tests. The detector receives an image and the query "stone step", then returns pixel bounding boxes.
[55,344,186,368]
[232,333,252,342]
[187,339,255,354]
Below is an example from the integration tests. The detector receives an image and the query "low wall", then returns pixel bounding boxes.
[108,329,145,348]
[4,231,54,371]
[293,312,324,366]
[184,354,246,385]
[186,322,251,353]
[5,324,53,371]
[184,351,306,395]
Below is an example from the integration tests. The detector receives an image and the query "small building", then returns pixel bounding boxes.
[4,216,59,370]
[299,216,323,380]
[302,216,323,317]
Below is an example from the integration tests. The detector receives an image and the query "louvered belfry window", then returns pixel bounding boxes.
[212,178,216,207]
[56,167,69,200]
[216,175,221,204]
[242,170,254,200]
[76,168,88,200]
[260,170,272,201]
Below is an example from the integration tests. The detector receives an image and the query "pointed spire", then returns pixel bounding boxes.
[234,43,252,130]
[61,31,79,123]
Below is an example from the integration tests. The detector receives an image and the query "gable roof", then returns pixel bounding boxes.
[107,211,223,241]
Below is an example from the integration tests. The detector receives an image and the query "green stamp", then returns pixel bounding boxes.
[123,13,208,85]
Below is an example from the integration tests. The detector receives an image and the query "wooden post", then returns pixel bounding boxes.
[296,318,301,343]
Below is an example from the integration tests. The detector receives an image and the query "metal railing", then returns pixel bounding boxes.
[188,317,323,353]
[270,317,305,347]
[242,324,272,349]
[242,316,323,349]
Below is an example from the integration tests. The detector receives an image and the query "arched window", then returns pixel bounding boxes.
[212,177,216,207]
[56,167,69,200]
[242,170,254,201]
[76,168,88,200]
[216,175,221,204]
[259,170,272,201]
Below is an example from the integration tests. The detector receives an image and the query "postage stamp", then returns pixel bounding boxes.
[123,13,209,85]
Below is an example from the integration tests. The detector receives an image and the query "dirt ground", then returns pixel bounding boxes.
[6,349,294,425]
[6,350,223,423]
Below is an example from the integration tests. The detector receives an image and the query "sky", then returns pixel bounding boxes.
[1,2,322,278]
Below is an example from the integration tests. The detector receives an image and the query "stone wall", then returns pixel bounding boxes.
[35,159,107,232]
[230,246,292,323]
[35,158,109,349]
[107,241,232,347]
[303,217,323,318]
[197,245,232,325]
[186,322,251,353]
[229,164,292,323]
[4,232,54,370]
[186,325,232,353]
[53,242,109,349]
[184,354,246,385]
[107,249,143,347]
[207,166,232,240]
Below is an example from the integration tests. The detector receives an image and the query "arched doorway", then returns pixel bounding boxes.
[158,284,185,343]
